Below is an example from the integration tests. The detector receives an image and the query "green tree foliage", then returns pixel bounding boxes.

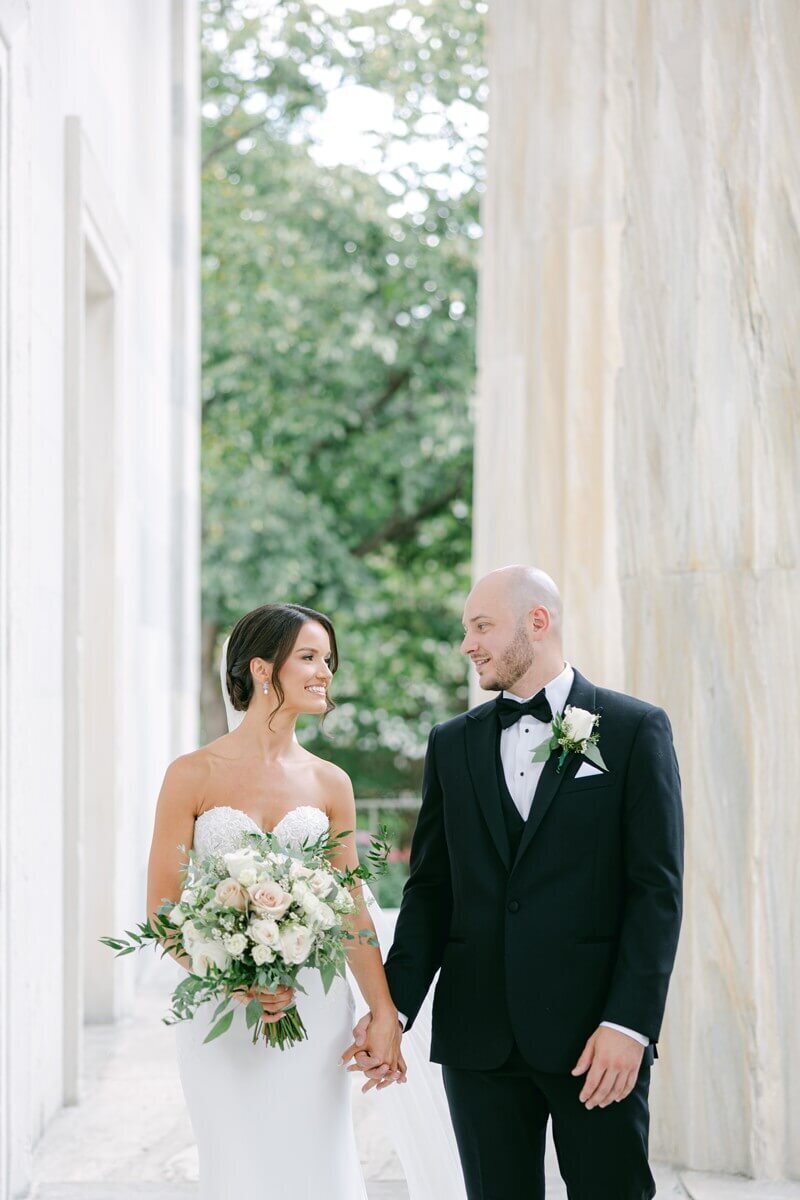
[201,0,486,794]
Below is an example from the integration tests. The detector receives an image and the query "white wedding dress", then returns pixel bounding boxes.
[171,636,466,1200]
[175,803,367,1200]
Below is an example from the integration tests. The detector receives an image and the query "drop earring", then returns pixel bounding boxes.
[262,680,270,695]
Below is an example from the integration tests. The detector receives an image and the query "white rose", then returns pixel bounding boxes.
[169,905,186,927]
[190,939,231,977]
[279,924,313,965]
[223,932,248,957]
[238,867,258,888]
[179,888,196,906]
[222,847,261,882]
[181,919,200,950]
[214,878,248,911]
[297,892,336,930]
[289,861,313,881]
[299,890,321,917]
[249,918,282,951]
[562,705,596,744]
[310,901,337,930]
[308,869,335,898]
[291,880,310,904]
[252,943,275,966]
[248,881,292,919]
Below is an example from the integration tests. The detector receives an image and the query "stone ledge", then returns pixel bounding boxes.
[32,1190,199,1199]
[681,1173,800,1199]
[33,1186,409,1200]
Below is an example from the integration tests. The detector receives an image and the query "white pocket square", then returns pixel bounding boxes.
[575,762,604,779]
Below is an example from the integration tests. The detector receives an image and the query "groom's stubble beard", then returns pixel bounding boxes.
[490,620,535,692]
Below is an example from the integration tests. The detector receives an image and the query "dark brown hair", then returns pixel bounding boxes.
[225,603,339,726]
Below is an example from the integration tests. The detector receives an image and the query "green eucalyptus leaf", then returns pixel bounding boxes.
[582,742,609,771]
[245,998,263,1029]
[531,739,554,764]
[212,995,232,1020]
[203,1010,235,1045]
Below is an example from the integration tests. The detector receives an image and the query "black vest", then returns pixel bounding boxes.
[495,724,524,864]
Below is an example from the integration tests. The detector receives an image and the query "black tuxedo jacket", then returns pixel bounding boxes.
[383,669,684,1074]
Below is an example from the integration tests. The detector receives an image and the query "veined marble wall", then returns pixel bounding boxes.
[475,0,799,1180]
[0,3,199,1197]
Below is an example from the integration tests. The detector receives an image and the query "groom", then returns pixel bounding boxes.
[350,566,683,1199]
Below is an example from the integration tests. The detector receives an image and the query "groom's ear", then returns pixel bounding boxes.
[530,605,550,635]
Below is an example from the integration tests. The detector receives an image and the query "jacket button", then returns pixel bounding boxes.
[507,899,520,913]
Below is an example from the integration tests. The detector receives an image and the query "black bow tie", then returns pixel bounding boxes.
[496,690,553,729]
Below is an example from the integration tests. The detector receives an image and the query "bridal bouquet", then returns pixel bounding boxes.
[101,825,389,1049]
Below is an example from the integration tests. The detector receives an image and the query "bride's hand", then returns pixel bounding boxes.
[342,1012,407,1091]
[234,984,295,1024]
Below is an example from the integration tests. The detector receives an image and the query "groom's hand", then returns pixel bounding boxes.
[571,1026,645,1109]
[341,1013,407,1092]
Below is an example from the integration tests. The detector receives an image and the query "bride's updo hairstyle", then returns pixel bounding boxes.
[225,603,339,726]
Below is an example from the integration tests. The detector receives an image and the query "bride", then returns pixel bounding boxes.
[147,602,403,1197]
[146,601,464,1199]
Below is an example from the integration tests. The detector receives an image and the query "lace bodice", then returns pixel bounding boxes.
[192,804,330,858]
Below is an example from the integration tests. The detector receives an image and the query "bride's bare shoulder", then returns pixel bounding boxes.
[306,753,354,803]
[160,746,213,798]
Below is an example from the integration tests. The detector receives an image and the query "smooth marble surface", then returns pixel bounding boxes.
[476,0,800,1180]
[0,2,201,1197]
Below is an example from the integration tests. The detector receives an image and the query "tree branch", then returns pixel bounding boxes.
[202,118,267,171]
[306,330,433,457]
[352,466,469,557]
[306,364,414,458]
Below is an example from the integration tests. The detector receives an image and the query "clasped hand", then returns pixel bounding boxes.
[341,1012,407,1092]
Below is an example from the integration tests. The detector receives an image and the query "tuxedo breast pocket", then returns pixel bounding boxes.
[575,761,605,779]
[559,770,615,796]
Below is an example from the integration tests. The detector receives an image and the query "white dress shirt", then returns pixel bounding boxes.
[500,663,575,821]
[498,664,648,1049]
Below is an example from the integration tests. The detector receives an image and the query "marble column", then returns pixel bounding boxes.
[475,0,800,1179]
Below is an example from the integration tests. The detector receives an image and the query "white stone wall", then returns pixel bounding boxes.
[476,0,799,1180]
[0,3,199,1197]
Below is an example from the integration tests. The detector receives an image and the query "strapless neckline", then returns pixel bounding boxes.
[194,803,328,839]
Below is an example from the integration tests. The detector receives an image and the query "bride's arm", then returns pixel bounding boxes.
[146,754,208,972]
[325,764,405,1076]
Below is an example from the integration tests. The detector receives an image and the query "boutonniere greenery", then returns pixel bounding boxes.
[532,705,609,774]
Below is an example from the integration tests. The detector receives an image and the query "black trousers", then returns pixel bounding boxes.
[441,1043,655,1200]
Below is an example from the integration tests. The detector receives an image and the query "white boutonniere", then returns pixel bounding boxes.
[531,705,608,774]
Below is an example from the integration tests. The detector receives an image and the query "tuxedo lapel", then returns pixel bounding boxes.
[465,704,511,871]
[511,669,598,873]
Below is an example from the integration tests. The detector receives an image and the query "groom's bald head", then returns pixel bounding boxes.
[469,565,562,634]
[461,566,563,693]
[492,566,562,633]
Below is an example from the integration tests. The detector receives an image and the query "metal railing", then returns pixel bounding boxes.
[356,797,421,810]
[356,796,421,834]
